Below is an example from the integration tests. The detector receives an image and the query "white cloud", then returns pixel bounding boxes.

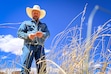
[0,34,50,56]
[0,35,24,55]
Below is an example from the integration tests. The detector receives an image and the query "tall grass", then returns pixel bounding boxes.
[46,4,111,74]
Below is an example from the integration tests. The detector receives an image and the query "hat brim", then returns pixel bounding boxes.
[26,7,46,19]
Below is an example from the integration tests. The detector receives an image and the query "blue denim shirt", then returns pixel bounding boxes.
[17,20,50,46]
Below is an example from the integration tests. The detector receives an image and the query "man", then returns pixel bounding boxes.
[17,5,50,74]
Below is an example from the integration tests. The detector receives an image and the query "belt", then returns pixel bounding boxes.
[27,42,38,45]
[26,42,44,46]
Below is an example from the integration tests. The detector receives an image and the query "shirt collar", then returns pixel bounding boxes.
[31,20,40,25]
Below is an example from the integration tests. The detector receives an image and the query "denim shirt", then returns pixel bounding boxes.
[17,20,50,46]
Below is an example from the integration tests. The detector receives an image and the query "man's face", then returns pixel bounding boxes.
[32,10,40,21]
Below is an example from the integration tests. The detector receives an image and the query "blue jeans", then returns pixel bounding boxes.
[20,44,46,74]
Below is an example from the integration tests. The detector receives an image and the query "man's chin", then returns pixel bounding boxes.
[33,18,39,21]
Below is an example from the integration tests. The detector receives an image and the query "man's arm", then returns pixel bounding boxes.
[17,21,29,39]
[42,24,50,39]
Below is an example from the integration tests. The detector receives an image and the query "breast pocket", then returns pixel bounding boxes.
[39,24,46,32]
[26,25,35,31]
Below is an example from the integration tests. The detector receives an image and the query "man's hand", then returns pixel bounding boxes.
[28,34,35,40]
[35,31,43,38]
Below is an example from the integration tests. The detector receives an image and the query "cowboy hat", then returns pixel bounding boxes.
[26,5,46,19]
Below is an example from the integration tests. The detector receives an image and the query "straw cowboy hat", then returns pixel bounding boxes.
[26,5,46,19]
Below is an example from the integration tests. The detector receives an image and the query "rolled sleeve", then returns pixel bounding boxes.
[42,24,50,39]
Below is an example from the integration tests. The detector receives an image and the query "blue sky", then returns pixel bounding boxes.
[0,0,111,69]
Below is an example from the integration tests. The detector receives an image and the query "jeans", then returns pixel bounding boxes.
[20,44,46,74]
